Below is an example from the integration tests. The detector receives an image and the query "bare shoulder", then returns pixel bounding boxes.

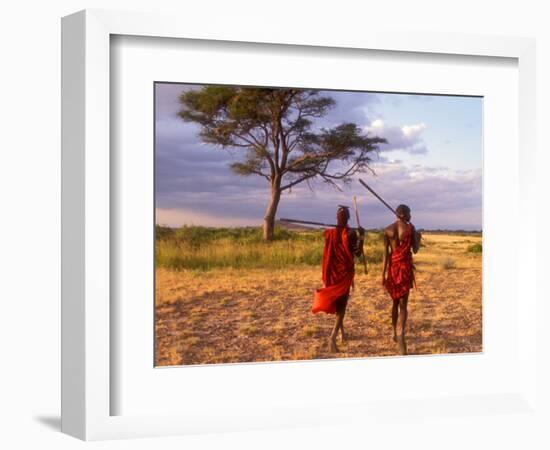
[384,223,396,238]
[396,220,409,234]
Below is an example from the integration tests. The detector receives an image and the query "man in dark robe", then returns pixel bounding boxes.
[312,205,365,352]
[382,204,421,355]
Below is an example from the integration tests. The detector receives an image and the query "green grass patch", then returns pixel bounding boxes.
[467,243,482,253]
[156,225,382,271]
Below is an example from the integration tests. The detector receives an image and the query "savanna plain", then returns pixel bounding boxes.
[155,225,482,366]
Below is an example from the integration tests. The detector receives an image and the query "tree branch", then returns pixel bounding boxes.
[280,173,317,191]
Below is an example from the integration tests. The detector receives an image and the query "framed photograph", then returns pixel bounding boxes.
[153,82,484,366]
[61,9,538,441]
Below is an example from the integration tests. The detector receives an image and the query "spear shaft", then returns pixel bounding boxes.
[353,196,368,274]
[279,218,359,230]
[358,179,398,216]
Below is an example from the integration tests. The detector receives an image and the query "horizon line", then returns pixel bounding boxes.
[155,222,483,232]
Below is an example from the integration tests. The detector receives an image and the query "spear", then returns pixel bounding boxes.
[358,178,398,216]
[279,218,359,230]
[353,196,368,274]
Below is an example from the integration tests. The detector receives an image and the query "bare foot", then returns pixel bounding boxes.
[329,338,339,353]
[340,329,346,344]
[393,332,398,343]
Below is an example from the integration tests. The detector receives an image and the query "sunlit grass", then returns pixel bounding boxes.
[155,231,483,366]
[156,225,384,270]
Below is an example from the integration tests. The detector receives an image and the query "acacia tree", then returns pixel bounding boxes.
[178,87,386,240]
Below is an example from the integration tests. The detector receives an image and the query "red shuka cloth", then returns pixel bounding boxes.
[312,227,354,314]
[385,222,415,300]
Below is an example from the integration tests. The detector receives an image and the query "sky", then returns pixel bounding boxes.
[155,83,482,230]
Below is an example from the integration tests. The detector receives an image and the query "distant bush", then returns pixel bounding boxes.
[165,225,300,247]
[155,225,175,240]
[467,243,482,253]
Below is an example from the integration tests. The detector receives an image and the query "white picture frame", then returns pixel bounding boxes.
[61,9,538,441]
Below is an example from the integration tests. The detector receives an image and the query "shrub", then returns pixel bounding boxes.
[467,243,482,253]
[155,224,175,240]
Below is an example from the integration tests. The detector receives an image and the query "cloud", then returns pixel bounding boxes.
[155,155,482,230]
[316,90,379,128]
[402,123,426,138]
[365,119,428,155]
[153,83,481,230]
[357,161,482,229]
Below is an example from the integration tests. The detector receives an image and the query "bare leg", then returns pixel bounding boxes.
[339,302,347,344]
[397,294,409,355]
[329,313,341,352]
[329,297,347,352]
[399,294,408,337]
[391,299,399,342]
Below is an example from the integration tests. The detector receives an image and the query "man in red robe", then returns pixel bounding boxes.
[312,205,365,352]
[382,204,421,355]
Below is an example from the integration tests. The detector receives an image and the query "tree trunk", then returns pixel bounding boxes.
[263,184,281,241]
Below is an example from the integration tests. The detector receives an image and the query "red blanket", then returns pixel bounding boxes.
[385,223,415,300]
[312,227,354,314]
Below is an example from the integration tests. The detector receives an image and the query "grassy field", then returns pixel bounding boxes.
[155,226,482,366]
[155,225,385,270]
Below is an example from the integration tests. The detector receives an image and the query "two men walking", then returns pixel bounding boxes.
[312,204,421,355]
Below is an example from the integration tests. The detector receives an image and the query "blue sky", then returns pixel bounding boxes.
[370,93,482,171]
[155,83,482,230]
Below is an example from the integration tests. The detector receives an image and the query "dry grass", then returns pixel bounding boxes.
[155,232,482,366]
[439,257,457,270]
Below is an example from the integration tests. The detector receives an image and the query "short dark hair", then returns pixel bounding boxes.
[396,204,410,218]
[337,205,350,220]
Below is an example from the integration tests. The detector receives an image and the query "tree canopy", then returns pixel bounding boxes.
[178,86,386,239]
